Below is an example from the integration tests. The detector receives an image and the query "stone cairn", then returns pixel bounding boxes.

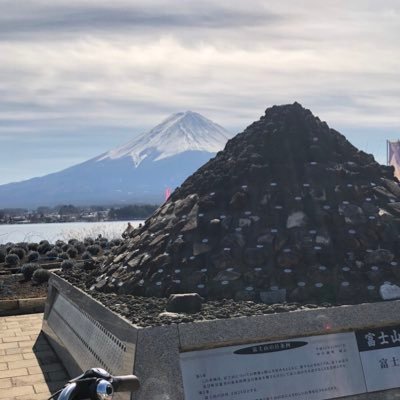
[90,103,400,305]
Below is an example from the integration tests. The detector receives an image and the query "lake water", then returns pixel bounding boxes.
[0,220,145,244]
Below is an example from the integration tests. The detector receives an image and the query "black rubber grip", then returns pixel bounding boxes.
[112,375,140,392]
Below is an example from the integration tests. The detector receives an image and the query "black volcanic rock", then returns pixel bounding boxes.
[166,293,203,313]
[78,103,400,305]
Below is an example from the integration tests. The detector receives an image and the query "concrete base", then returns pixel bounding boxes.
[43,274,400,400]
[0,297,46,316]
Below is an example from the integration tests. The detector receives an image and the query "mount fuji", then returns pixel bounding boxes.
[0,111,231,208]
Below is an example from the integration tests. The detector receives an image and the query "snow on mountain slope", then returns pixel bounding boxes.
[0,111,231,207]
[96,111,230,167]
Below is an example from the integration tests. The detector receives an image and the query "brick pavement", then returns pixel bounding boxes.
[0,313,69,400]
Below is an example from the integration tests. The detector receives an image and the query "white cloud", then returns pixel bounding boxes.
[0,0,399,182]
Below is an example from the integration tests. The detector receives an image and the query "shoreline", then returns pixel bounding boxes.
[0,218,146,226]
[0,220,145,245]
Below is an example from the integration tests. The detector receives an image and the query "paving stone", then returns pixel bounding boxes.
[5,348,25,355]
[0,353,23,362]
[0,341,19,350]
[0,385,35,398]
[14,394,50,400]
[33,383,51,394]
[8,358,40,370]
[2,335,31,343]
[18,340,36,348]
[0,378,12,389]
[0,314,69,400]
[0,331,16,339]
[22,353,36,360]
[11,373,46,386]
[27,366,43,375]
[0,368,28,378]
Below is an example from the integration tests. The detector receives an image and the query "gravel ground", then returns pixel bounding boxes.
[59,268,330,328]
[0,275,48,299]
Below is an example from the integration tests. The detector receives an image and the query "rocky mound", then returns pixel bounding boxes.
[81,103,400,305]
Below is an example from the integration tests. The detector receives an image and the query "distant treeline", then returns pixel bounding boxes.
[108,204,158,220]
[0,205,104,217]
[0,203,159,220]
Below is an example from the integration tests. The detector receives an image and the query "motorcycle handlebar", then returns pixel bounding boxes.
[112,375,140,392]
[55,373,140,399]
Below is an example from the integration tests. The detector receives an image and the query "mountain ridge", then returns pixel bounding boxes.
[0,111,231,208]
[96,111,229,167]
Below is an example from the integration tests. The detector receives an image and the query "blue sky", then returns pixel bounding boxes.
[1,0,399,184]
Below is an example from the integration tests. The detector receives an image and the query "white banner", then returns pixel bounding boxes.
[388,140,400,180]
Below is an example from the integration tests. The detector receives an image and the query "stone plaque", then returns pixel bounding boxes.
[356,325,400,392]
[180,332,366,400]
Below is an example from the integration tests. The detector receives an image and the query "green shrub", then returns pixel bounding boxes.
[96,238,109,249]
[28,242,39,251]
[16,242,29,251]
[84,237,94,246]
[61,260,75,270]
[21,263,39,280]
[5,253,20,266]
[55,240,65,248]
[9,247,26,260]
[87,245,101,256]
[66,247,78,259]
[81,251,92,260]
[32,268,50,284]
[27,251,40,262]
[59,252,69,260]
[61,244,69,252]
[38,241,51,254]
[74,242,86,254]
[0,250,5,263]
[45,250,58,260]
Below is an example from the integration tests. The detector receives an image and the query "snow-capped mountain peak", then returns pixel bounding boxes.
[97,111,230,167]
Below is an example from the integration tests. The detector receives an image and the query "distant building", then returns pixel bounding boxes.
[388,140,400,180]
[80,212,98,222]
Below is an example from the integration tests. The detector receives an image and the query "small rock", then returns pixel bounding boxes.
[239,218,251,228]
[158,311,182,319]
[166,293,203,313]
[229,192,247,211]
[365,249,394,265]
[193,242,211,256]
[315,234,331,246]
[235,287,257,301]
[379,283,400,300]
[286,211,307,229]
[260,288,286,304]
[213,270,241,281]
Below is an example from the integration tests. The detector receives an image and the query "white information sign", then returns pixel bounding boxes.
[180,332,366,400]
[356,325,400,392]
